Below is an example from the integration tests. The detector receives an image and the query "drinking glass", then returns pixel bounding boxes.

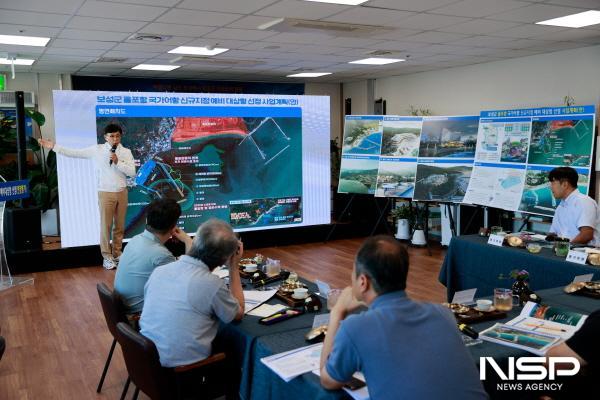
[327,289,342,311]
[265,260,281,277]
[490,226,503,235]
[554,241,570,257]
[494,288,517,312]
[287,271,298,284]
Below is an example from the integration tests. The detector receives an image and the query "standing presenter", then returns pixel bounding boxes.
[39,124,136,270]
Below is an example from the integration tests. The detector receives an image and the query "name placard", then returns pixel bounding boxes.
[452,288,477,305]
[487,234,504,247]
[573,273,594,283]
[566,250,587,265]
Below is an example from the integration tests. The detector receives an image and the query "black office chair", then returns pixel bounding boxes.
[96,283,129,394]
[115,322,227,400]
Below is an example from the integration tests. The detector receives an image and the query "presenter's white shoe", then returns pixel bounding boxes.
[102,258,117,270]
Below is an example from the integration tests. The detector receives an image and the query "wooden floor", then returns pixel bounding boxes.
[0,238,446,400]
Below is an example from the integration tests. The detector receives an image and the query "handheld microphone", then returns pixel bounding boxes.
[109,144,117,165]
[458,323,479,339]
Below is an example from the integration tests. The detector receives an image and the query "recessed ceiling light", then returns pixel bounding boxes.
[302,0,369,5]
[349,57,405,65]
[168,46,229,56]
[132,64,180,71]
[536,10,600,28]
[287,72,332,77]
[0,34,50,47]
[0,57,35,65]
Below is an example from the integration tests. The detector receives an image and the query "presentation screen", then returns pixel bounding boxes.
[53,91,330,248]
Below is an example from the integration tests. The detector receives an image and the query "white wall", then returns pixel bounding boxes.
[373,44,600,116]
[342,80,368,116]
[305,82,342,141]
[5,72,71,141]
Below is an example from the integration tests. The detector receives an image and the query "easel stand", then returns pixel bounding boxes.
[325,194,392,242]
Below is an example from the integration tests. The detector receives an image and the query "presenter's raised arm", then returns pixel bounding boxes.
[38,138,54,149]
[116,148,136,177]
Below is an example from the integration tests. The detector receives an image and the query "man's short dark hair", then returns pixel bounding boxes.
[145,198,181,234]
[355,235,409,295]
[188,219,238,270]
[548,167,578,188]
[104,123,123,135]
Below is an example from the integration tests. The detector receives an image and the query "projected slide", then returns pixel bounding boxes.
[53,91,330,248]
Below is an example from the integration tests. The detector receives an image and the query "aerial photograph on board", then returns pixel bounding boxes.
[500,122,530,163]
[413,163,472,202]
[375,162,417,198]
[342,118,382,155]
[381,120,421,157]
[418,118,478,158]
[527,119,593,166]
[338,157,380,194]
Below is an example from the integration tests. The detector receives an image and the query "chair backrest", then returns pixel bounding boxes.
[116,322,172,400]
[0,335,5,361]
[97,283,128,338]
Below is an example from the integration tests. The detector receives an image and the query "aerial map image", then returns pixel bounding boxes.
[528,119,594,166]
[342,118,382,155]
[419,118,478,158]
[413,163,472,202]
[501,134,529,163]
[338,157,380,194]
[381,120,421,157]
[519,168,589,216]
[375,163,416,198]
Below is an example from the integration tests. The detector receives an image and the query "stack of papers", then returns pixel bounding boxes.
[261,343,371,400]
[247,303,287,317]
[480,302,587,355]
[243,289,277,314]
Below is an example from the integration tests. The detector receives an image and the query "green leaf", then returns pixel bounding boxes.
[25,109,45,127]
[31,182,50,211]
[28,136,41,151]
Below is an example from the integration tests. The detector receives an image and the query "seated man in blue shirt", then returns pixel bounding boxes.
[319,235,488,400]
[547,167,599,245]
[114,198,192,316]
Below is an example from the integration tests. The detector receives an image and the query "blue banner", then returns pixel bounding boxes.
[96,106,302,118]
[0,179,29,201]
[345,115,384,121]
[481,105,595,118]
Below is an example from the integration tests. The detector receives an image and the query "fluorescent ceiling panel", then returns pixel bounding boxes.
[0,34,50,46]
[349,57,404,65]
[302,0,368,4]
[536,10,600,28]
[286,72,332,77]
[168,46,229,56]
[132,64,180,71]
[0,58,36,65]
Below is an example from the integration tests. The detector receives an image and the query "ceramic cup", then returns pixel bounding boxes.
[476,299,493,311]
[292,288,309,299]
[243,263,258,273]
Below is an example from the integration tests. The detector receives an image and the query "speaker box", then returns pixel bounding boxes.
[3,207,42,253]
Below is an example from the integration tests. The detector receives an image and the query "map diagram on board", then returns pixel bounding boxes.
[528,119,593,167]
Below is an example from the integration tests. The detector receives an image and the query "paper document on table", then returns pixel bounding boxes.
[506,301,587,340]
[261,343,323,382]
[212,266,229,279]
[312,313,330,328]
[313,369,370,400]
[247,303,287,317]
[243,289,277,314]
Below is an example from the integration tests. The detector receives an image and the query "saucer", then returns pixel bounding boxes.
[474,306,495,312]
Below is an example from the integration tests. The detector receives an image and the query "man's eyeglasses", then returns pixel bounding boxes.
[105,133,121,138]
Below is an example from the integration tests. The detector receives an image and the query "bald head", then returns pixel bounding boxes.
[355,235,409,294]
[187,219,239,270]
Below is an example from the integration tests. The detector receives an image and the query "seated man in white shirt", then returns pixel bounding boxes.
[547,167,600,245]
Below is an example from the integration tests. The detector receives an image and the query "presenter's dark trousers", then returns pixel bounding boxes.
[98,189,128,260]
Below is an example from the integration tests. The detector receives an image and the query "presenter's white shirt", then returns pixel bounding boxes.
[550,190,600,245]
[53,143,136,192]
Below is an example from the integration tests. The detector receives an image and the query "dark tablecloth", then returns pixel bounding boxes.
[439,235,600,301]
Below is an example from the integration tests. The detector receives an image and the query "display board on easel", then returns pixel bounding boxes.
[463,105,596,217]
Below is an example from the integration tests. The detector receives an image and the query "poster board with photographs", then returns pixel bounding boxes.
[463,106,596,217]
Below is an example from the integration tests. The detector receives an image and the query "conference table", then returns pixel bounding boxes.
[218,277,600,400]
[439,234,600,301]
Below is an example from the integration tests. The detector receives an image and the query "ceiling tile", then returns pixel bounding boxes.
[44,47,107,57]
[504,38,555,49]
[226,15,281,30]
[447,35,515,47]
[77,1,168,21]
[103,50,166,59]
[204,28,278,41]
[438,19,522,35]
[0,24,61,37]
[255,0,350,19]
[296,44,349,55]
[262,32,330,44]
[492,22,569,39]
[487,4,589,24]
[430,0,530,18]
[402,31,471,43]
[545,0,600,8]
[393,13,472,30]
[323,7,415,25]
[239,41,306,52]
[110,0,179,5]
[0,44,46,54]
[316,36,385,48]
[0,0,85,14]
[67,16,148,32]
[40,54,99,62]
[493,49,547,58]
[139,23,216,37]
[526,41,582,51]
[184,38,252,49]
[412,44,471,54]
[535,29,600,43]
[112,42,173,53]
[177,0,278,14]
[367,0,461,12]
[127,36,194,47]
[59,29,131,42]
[369,28,424,41]
[51,39,116,50]
[0,9,70,27]
[367,40,429,52]
[157,9,242,26]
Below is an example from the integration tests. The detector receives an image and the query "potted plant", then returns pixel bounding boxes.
[390,203,413,240]
[411,203,427,246]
